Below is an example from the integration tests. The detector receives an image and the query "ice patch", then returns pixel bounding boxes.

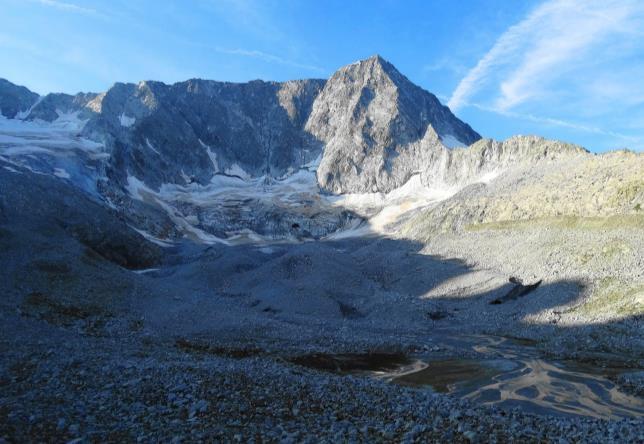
[0,115,104,158]
[53,168,71,179]
[440,134,466,149]
[224,163,251,180]
[119,113,136,127]
[52,110,89,131]
[15,96,43,120]
[126,174,229,245]
[133,268,160,274]
[478,170,501,184]
[199,139,219,172]
[131,227,174,247]
[145,138,161,155]
[325,174,457,238]
[302,152,322,170]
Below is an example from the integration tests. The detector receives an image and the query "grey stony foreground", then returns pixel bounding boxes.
[1,321,642,444]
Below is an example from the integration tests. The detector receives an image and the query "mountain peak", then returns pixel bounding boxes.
[342,54,401,79]
[0,78,40,119]
[307,56,481,193]
[365,54,387,64]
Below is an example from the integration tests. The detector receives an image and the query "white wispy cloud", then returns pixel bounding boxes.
[31,0,104,17]
[448,0,643,112]
[467,101,641,144]
[213,47,326,74]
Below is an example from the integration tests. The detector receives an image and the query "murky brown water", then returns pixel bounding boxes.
[391,358,512,393]
[289,352,411,373]
[291,336,644,419]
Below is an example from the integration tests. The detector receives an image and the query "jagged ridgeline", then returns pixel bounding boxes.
[0,55,593,243]
[0,55,588,194]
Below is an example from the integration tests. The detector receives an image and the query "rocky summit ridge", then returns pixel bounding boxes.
[0,56,591,242]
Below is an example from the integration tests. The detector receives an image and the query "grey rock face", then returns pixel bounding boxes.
[83,78,326,190]
[26,92,99,122]
[0,161,162,269]
[0,78,40,118]
[307,55,481,193]
[419,135,589,190]
[0,59,590,242]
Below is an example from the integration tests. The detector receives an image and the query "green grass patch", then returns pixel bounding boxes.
[576,240,632,266]
[465,214,644,232]
[572,279,644,318]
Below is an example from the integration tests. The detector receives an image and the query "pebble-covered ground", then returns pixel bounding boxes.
[1,322,643,444]
[1,301,643,444]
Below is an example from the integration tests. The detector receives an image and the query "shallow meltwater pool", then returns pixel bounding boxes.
[293,335,644,420]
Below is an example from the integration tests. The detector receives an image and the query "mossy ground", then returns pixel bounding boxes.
[464,214,644,232]
[571,278,644,319]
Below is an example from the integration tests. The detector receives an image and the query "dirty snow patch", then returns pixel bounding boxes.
[119,113,136,127]
[126,175,150,201]
[53,168,71,179]
[133,268,160,274]
[132,227,174,247]
[145,138,161,155]
[15,96,43,119]
[224,163,251,180]
[440,134,466,149]
[199,139,219,172]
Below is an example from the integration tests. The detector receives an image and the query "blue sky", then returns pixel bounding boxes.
[1,0,643,152]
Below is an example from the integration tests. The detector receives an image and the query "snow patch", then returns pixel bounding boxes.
[199,139,219,172]
[53,168,71,179]
[325,174,457,238]
[15,96,43,120]
[180,169,193,184]
[440,134,466,149]
[302,152,322,170]
[126,175,149,201]
[119,113,136,127]
[133,268,160,274]
[224,163,251,180]
[131,227,174,247]
[145,138,161,155]
[478,170,501,184]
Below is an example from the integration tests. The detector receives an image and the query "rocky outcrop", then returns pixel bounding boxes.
[26,92,99,122]
[0,58,603,243]
[419,135,589,190]
[83,78,326,190]
[308,55,480,193]
[3,58,581,201]
[0,162,163,269]
[0,78,40,118]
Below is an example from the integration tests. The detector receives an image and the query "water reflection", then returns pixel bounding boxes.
[388,336,644,419]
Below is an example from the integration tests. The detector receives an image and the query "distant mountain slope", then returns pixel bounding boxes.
[0,56,608,243]
[81,78,326,190]
[0,55,485,195]
[308,55,481,193]
[0,78,40,119]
